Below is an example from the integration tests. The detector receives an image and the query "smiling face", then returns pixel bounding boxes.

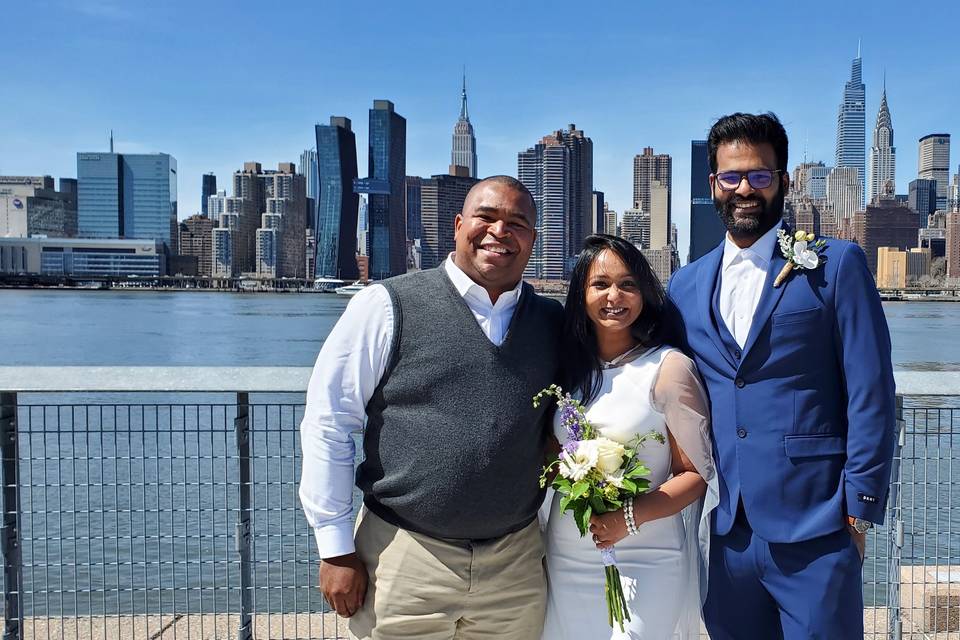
[453,180,536,301]
[710,140,787,244]
[584,249,644,337]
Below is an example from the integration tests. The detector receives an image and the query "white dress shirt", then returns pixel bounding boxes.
[718,223,781,348]
[298,256,524,558]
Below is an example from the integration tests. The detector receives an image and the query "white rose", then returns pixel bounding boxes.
[559,440,599,482]
[594,437,626,475]
[796,249,819,269]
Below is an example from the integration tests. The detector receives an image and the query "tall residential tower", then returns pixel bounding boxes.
[835,45,866,208]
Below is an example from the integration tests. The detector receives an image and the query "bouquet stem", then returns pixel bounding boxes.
[601,548,630,631]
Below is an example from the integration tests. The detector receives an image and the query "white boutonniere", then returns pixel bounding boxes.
[774,229,826,288]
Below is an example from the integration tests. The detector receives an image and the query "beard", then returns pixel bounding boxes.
[714,185,784,239]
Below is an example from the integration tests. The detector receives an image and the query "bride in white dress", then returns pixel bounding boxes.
[542,235,718,640]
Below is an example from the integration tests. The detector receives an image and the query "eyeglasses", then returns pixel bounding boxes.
[713,169,783,191]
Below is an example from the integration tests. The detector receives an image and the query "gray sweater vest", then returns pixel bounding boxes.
[357,267,563,540]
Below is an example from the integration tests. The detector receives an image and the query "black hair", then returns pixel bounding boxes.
[467,175,537,218]
[561,234,666,405]
[707,112,789,174]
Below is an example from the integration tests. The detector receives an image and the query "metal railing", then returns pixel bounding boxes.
[0,367,957,639]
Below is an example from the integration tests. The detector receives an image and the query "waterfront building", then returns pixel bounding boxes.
[0,176,77,238]
[451,74,477,179]
[877,247,907,288]
[603,203,617,237]
[846,196,921,275]
[649,179,670,250]
[300,149,319,230]
[826,166,862,222]
[0,237,165,277]
[919,134,951,211]
[592,191,604,236]
[620,208,649,248]
[420,166,478,270]
[77,151,178,255]
[689,140,724,262]
[201,173,217,218]
[315,117,359,280]
[355,100,407,280]
[641,246,674,287]
[909,179,938,223]
[357,195,368,257]
[212,223,233,278]
[835,46,866,208]
[178,214,214,277]
[868,84,896,205]
[948,211,960,281]
[632,147,671,212]
[405,176,423,243]
[518,125,592,279]
[518,135,568,280]
[951,169,960,212]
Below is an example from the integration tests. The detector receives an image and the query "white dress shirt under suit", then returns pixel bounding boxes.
[298,256,524,558]
[718,222,781,348]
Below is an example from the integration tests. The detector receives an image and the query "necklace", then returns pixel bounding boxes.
[600,343,652,369]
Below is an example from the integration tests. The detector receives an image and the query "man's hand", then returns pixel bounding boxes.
[320,553,368,618]
[848,527,866,563]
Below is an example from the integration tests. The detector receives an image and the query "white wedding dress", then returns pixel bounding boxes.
[542,346,718,640]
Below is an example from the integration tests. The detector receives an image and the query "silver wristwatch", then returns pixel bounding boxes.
[849,517,873,534]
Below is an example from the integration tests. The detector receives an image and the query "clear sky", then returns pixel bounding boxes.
[3,0,958,261]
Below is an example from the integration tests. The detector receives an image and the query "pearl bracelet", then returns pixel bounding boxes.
[624,498,639,536]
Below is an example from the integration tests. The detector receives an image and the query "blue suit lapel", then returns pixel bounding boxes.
[741,246,789,359]
[696,244,738,370]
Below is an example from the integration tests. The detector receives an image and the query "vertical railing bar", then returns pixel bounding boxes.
[197,403,203,638]
[236,393,252,640]
[0,391,23,640]
[887,394,904,640]
[181,403,190,639]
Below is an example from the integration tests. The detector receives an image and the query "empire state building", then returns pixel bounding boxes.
[451,75,478,178]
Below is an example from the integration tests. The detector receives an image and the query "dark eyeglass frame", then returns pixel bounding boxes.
[712,169,784,191]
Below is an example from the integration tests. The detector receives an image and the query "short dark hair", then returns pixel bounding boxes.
[707,112,789,174]
[561,234,666,405]
[467,175,537,219]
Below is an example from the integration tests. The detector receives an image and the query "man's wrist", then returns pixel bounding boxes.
[847,515,873,534]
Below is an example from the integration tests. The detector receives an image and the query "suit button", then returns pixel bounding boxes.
[737,428,747,439]
[735,378,745,388]
[733,350,741,360]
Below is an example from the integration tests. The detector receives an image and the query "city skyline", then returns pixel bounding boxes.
[3,1,959,262]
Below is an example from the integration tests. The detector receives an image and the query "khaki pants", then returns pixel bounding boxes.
[348,507,546,640]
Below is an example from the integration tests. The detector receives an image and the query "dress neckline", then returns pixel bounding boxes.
[600,344,660,370]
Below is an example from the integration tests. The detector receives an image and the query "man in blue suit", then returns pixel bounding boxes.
[667,113,896,638]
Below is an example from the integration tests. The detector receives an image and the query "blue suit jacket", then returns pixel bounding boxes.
[667,229,896,543]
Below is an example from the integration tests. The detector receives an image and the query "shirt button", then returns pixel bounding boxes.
[737,428,748,439]
[735,378,746,388]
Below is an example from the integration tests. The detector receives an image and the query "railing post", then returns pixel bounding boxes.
[887,394,905,640]
[235,393,253,640]
[0,392,23,640]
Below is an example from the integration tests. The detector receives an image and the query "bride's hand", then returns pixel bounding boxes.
[589,509,628,549]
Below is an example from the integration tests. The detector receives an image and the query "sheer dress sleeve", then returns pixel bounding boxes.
[650,349,718,639]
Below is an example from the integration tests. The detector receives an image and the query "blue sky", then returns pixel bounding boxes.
[3,0,958,261]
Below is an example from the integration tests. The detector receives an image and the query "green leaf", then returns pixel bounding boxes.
[570,481,589,499]
[576,504,593,536]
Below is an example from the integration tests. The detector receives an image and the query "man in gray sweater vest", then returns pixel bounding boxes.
[299,176,563,639]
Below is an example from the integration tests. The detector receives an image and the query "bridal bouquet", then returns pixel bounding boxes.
[535,384,664,631]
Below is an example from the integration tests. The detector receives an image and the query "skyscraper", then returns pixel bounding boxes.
[868,83,895,205]
[518,126,592,279]
[648,179,670,250]
[827,166,862,222]
[419,166,478,270]
[405,176,422,242]
[357,100,407,280]
[688,140,724,262]
[835,46,866,208]
[77,151,178,255]
[201,173,217,218]
[300,148,320,229]
[519,138,568,280]
[451,74,477,179]
[620,209,650,248]
[918,134,951,211]
[179,213,214,277]
[909,179,937,222]
[591,191,604,236]
[315,117,359,280]
[632,147,672,212]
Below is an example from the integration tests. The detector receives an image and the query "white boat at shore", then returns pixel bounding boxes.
[335,281,369,296]
[312,277,346,293]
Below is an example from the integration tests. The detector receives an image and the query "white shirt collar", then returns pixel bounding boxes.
[443,254,524,306]
[721,221,782,271]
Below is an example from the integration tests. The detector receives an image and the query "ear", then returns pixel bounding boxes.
[781,172,790,196]
[454,213,463,234]
[708,174,716,196]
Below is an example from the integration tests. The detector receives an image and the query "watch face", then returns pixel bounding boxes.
[854,520,872,534]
